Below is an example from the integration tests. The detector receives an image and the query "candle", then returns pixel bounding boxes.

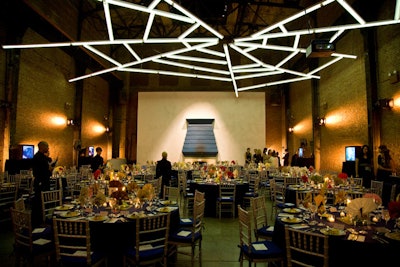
[328,215,335,222]
[340,211,345,217]
[372,216,379,222]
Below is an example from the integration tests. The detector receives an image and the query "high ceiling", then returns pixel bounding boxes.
[2,0,399,96]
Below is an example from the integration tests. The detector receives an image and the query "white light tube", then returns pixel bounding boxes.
[145,38,220,43]
[330,52,357,59]
[107,0,195,24]
[308,56,343,75]
[69,66,119,82]
[164,0,224,39]
[337,0,365,24]
[143,12,155,41]
[148,0,162,10]
[234,71,283,80]
[196,48,226,58]
[83,45,122,66]
[153,59,230,75]
[232,63,261,70]
[179,23,201,39]
[275,51,299,68]
[266,76,314,87]
[233,68,275,73]
[123,43,141,61]
[103,1,114,41]
[329,29,345,43]
[395,0,400,20]
[223,44,239,97]
[167,55,227,65]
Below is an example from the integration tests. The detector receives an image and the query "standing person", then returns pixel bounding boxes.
[283,149,290,166]
[31,141,52,227]
[355,145,373,188]
[156,151,172,198]
[245,148,252,166]
[376,145,394,181]
[91,147,104,173]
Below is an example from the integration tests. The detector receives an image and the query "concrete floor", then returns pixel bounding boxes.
[0,196,274,267]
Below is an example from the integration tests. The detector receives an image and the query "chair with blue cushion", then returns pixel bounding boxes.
[237,205,284,267]
[216,183,236,218]
[123,212,170,267]
[179,190,205,227]
[168,199,205,265]
[242,176,260,209]
[10,207,55,266]
[53,218,107,267]
[250,195,274,241]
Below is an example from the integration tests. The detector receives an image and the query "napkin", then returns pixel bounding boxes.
[266,226,274,231]
[180,218,192,223]
[252,243,268,250]
[177,230,191,237]
[32,228,46,234]
[290,224,310,229]
[33,238,51,245]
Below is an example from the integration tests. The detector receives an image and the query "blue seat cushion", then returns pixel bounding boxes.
[125,246,164,261]
[60,250,105,266]
[169,228,202,243]
[217,197,234,202]
[256,226,274,238]
[240,240,283,259]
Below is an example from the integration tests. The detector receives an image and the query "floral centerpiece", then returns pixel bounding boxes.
[110,190,129,204]
[309,173,323,184]
[334,172,348,185]
[93,169,102,180]
[136,183,155,202]
[127,181,139,194]
[53,166,64,176]
[93,191,107,207]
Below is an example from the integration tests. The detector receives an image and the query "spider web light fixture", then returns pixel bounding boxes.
[3,0,400,97]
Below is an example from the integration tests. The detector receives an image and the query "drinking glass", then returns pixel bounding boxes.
[381,210,390,226]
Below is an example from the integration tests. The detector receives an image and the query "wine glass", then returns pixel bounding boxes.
[381,210,390,226]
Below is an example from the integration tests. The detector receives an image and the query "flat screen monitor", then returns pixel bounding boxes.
[22,145,34,159]
[298,147,304,158]
[345,146,356,161]
[88,146,95,157]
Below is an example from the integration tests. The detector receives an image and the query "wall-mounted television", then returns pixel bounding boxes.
[22,145,34,159]
[345,146,361,161]
[88,146,95,157]
[298,147,304,158]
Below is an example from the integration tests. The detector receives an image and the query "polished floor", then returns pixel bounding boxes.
[0,197,275,267]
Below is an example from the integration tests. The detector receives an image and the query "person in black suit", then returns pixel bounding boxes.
[156,151,172,198]
[91,147,104,172]
[31,141,52,227]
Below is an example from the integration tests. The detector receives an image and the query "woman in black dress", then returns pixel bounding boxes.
[355,145,373,188]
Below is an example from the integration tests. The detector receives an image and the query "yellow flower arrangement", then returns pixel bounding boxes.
[53,166,64,175]
[127,181,139,193]
[93,191,106,207]
[136,183,155,201]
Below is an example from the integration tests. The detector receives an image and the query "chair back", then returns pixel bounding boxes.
[130,213,171,266]
[217,183,236,218]
[238,205,252,252]
[53,218,102,266]
[351,177,363,187]
[14,197,26,211]
[284,177,299,188]
[11,207,33,253]
[192,199,206,239]
[250,195,272,240]
[194,189,205,203]
[295,190,314,208]
[41,190,62,222]
[285,225,329,267]
[370,180,383,197]
[163,186,180,203]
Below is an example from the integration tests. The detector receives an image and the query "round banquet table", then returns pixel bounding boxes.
[54,202,180,265]
[273,207,400,266]
[188,180,249,217]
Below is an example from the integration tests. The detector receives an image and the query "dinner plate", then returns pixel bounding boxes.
[126,212,147,219]
[320,228,346,236]
[60,211,80,218]
[281,217,303,224]
[160,200,177,206]
[55,204,74,211]
[384,232,400,241]
[283,208,302,214]
[156,207,178,213]
[87,215,108,222]
[119,204,132,210]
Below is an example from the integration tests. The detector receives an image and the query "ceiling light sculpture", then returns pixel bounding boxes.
[2,0,400,97]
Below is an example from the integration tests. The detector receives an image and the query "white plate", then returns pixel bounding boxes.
[160,200,177,206]
[59,211,80,218]
[156,207,178,213]
[87,215,108,222]
[320,228,346,236]
[55,204,74,211]
[283,208,302,214]
[385,232,400,241]
[281,217,303,224]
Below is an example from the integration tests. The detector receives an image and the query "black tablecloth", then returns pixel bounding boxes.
[273,212,400,266]
[188,181,249,217]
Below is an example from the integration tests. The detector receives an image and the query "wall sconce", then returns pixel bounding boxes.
[316,117,326,126]
[67,118,78,126]
[375,98,394,110]
[288,127,294,133]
